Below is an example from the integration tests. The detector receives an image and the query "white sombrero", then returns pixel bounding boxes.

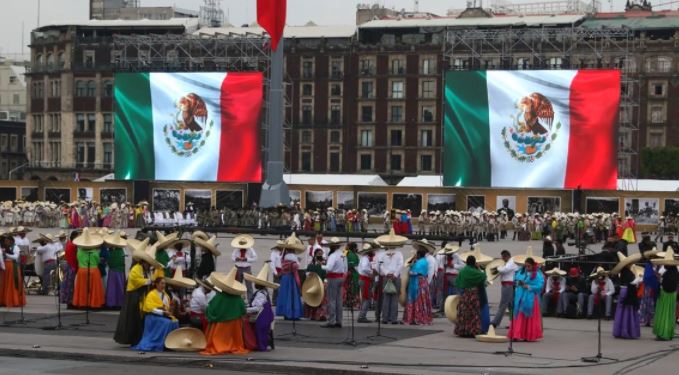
[375,228,407,247]
[545,267,567,277]
[444,295,460,323]
[280,232,306,254]
[302,272,324,307]
[485,258,506,285]
[103,231,128,248]
[164,327,207,352]
[231,234,255,249]
[165,266,197,289]
[652,247,679,266]
[155,231,179,250]
[611,252,641,276]
[209,268,246,296]
[512,246,546,265]
[73,228,103,249]
[459,245,493,266]
[475,326,508,343]
[412,238,436,254]
[244,265,280,289]
[194,235,221,256]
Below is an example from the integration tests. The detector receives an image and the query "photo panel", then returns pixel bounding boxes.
[665,199,679,217]
[215,190,243,210]
[357,192,387,216]
[337,191,354,211]
[305,191,333,211]
[624,198,660,225]
[467,195,485,213]
[527,196,561,214]
[45,188,71,203]
[21,187,38,202]
[185,189,212,212]
[77,187,94,202]
[392,193,423,217]
[289,190,301,206]
[152,188,180,212]
[100,188,127,207]
[586,197,619,214]
[496,195,517,218]
[0,187,17,201]
[427,194,456,213]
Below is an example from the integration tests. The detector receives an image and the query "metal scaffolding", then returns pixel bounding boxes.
[444,27,639,189]
[112,34,289,182]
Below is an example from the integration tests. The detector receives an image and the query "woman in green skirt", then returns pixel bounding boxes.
[652,249,679,341]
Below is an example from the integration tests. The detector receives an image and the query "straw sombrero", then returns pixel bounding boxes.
[281,232,306,254]
[164,327,207,352]
[459,245,493,266]
[475,326,508,343]
[194,235,221,256]
[511,246,546,265]
[589,266,609,278]
[73,228,104,249]
[442,243,461,255]
[231,234,255,249]
[244,265,280,289]
[168,238,192,249]
[14,226,31,233]
[485,258,506,285]
[33,233,55,243]
[611,252,641,275]
[165,266,197,289]
[209,268,246,296]
[412,238,436,254]
[191,230,209,241]
[359,242,376,254]
[57,230,68,239]
[302,272,324,307]
[545,267,567,277]
[399,267,410,306]
[375,228,407,247]
[630,264,644,279]
[651,247,679,266]
[444,295,460,323]
[327,237,345,248]
[103,231,128,248]
[155,231,179,249]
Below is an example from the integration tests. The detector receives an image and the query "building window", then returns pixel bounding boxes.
[32,81,44,98]
[301,151,312,172]
[421,80,436,99]
[13,94,20,105]
[360,130,373,147]
[390,154,402,171]
[76,113,85,132]
[87,143,96,164]
[83,50,95,68]
[330,100,341,125]
[548,57,563,69]
[49,80,60,97]
[420,129,433,147]
[301,58,314,79]
[359,57,375,75]
[390,81,404,99]
[650,82,666,97]
[360,105,373,122]
[390,58,405,75]
[420,154,433,171]
[330,83,342,96]
[103,113,113,133]
[86,80,96,97]
[8,135,16,151]
[390,105,403,123]
[330,58,343,79]
[516,57,529,70]
[32,142,43,161]
[46,54,55,70]
[648,130,665,148]
[35,54,43,70]
[329,130,341,144]
[301,130,312,144]
[76,142,86,165]
[75,81,87,97]
[361,81,374,99]
[103,80,113,97]
[33,115,44,132]
[0,134,7,150]
[302,83,313,96]
[49,113,61,132]
[359,154,372,170]
[329,151,340,172]
[421,105,435,123]
[421,58,435,75]
[9,76,17,84]
[650,105,665,123]
[301,101,313,125]
[87,113,96,131]
[103,143,113,166]
[58,52,65,68]
[646,56,672,73]
[50,142,61,164]
[390,129,402,146]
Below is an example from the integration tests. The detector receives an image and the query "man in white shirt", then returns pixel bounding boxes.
[269,241,283,304]
[190,282,214,331]
[357,243,378,323]
[304,237,316,269]
[491,250,518,328]
[321,241,347,328]
[588,270,615,319]
[12,226,30,251]
[231,235,257,301]
[379,247,404,324]
[34,234,58,295]
[542,268,566,316]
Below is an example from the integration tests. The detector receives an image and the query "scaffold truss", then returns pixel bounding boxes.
[444,27,639,190]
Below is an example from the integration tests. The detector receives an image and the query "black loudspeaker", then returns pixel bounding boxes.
[247,183,262,208]
[573,187,582,213]
[133,180,150,204]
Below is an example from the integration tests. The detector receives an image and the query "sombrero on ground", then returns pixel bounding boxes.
[444,295,460,323]
[231,234,255,249]
[194,235,221,256]
[375,228,407,247]
[475,326,508,343]
[165,266,197,289]
[73,228,103,249]
[302,272,324,307]
[164,327,206,352]
[244,265,280,289]
[512,246,546,265]
[209,268,246,296]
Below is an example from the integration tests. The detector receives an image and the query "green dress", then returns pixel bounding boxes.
[207,293,246,323]
[653,290,677,340]
[108,248,126,273]
[155,249,172,277]
[77,248,100,269]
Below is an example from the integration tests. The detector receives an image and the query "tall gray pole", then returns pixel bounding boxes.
[259,38,289,208]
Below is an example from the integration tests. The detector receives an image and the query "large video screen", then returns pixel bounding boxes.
[443,70,619,189]
[114,72,263,182]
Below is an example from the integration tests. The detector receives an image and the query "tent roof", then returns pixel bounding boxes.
[284,174,387,186]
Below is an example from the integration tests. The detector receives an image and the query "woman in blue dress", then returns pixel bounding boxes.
[131,278,179,352]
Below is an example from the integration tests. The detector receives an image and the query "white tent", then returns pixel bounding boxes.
[284,174,387,186]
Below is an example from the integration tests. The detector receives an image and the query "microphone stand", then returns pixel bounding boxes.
[494,281,531,357]
[343,270,358,346]
[368,261,396,341]
[582,292,616,363]
[278,268,310,340]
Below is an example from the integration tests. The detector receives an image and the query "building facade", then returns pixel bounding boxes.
[0,58,27,121]
[0,120,27,179]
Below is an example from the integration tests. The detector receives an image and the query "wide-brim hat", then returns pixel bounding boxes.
[103,231,128,248]
[412,239,436,254]
[399,267,410,306]
[169,238,192,249]
[33,233,54,243]
[281,232,306,254]
[444,295,460,323]
[164,327,207,352]
[194,235,221,256]
[652,247,679,266]
[359,242,376,254]
[14,226,31,233]
[512,246,546,265]
[165,266,197,289]
[73,228,104,249]
[485,258,506,285]
[327,237,345,249]
[545,267,567,277]
[375,228,407,247]
[57,230,68,239]
[244,265,280,289]
[611,252,641,275]
[475,326,508,343]
[231,234,255,249]
[589,266,609,278]
[191,230,209,241]
[155,231,179,249]
[442,243,461,255]
[459,245,493,266]
[209,268,246,296]
[302,272,324,307]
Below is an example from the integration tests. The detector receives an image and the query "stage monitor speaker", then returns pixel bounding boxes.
[133,181,150,205]
[247,183,262,208]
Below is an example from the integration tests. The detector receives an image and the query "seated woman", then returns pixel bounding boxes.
[244,265,279,351]
[131,278,179,352]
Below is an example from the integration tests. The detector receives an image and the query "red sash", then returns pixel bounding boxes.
[359,274,373,300]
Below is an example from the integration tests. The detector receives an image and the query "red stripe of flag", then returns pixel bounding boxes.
[257,0,287,51]
[564,70,620,190]
[217,73,263,182]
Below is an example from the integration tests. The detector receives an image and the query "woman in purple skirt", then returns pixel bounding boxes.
[104,232,127,309]
[613,266,641,339]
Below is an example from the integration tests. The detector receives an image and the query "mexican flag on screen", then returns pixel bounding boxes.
[443,70,620,189]
[114,72,263,182]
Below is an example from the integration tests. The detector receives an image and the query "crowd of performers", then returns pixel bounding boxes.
[1,225,678,352]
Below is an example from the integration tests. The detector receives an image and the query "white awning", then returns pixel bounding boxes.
[284,174,387,186]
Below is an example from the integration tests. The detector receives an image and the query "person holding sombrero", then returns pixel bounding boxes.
[194,235,220,280]
[153,231,178,279]
[586,267,614,320]
[0,230,25,307]
[201,269,250,355]
[652,248,679,341]
[403,239,435,325]
[244,265,279,351]
[72,228,105,309]
[104,231,128,309]
[507,257,544,342]
[231,234,257,301]
[304,247,327,321]
[357,242,379,323]
[276,233,305,320]
[376,229,407,325]
[114,238,156,346]
[611,252,642,339]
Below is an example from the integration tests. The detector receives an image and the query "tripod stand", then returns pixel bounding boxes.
[494,283,531,357]
[367,268,396,341]
[342,273,359,346]
[277,270,310,339]
[43,259,64,330]
[582,293,616,363]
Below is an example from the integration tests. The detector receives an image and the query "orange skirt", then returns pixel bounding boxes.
[0,260,26,307]
[200,319,250,355]
[72,267,105,308]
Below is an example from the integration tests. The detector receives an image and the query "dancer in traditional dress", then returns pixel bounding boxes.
[454,256,487,337]
[131,278,179,352]
[72,229,105,309]
[201,269,249,355]
[507,257,544,342]
[652,249,679,341]
[0,231,25,307]
[104,231,127,309]
[403,239,434,325]
[60,231,79,306]
[276,233,305,320]
[244,265,279,351]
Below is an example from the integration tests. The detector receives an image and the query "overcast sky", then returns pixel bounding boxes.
[0,0,637,58]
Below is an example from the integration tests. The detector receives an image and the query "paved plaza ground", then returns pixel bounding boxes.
[0,229,677,375]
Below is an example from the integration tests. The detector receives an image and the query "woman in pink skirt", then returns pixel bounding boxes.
[508,257,545,342]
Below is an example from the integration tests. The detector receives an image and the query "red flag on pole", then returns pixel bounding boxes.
[257,0,286,51]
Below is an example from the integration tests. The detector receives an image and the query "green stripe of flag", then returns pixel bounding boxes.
[443,71,491,187]
[114,73,155,180]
